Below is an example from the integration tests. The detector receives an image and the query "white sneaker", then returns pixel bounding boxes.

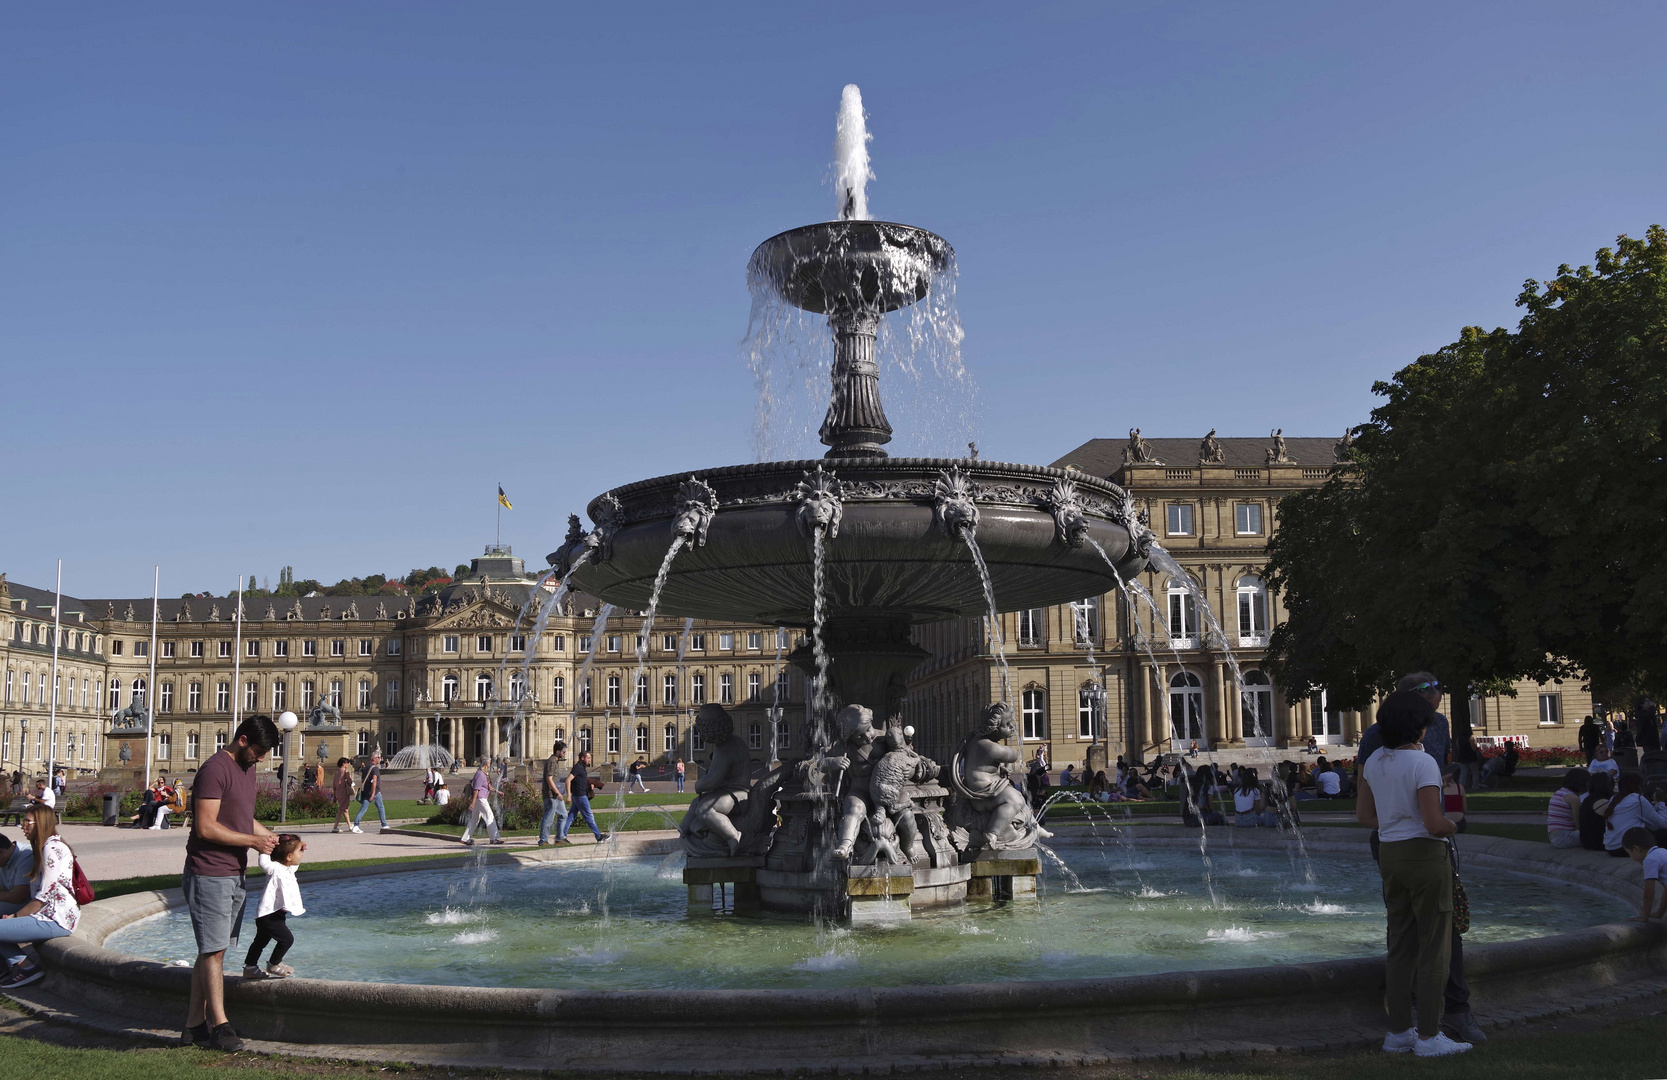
[1415,1032,1472,1057]
[349,825,363,834]
[1381,1028,1416,1053]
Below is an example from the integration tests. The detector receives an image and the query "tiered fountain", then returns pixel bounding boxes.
[556,86,1152,923]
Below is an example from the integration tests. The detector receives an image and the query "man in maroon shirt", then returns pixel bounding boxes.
[183,715,280,1052]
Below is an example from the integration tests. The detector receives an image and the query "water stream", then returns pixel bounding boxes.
[960,534,1011,704]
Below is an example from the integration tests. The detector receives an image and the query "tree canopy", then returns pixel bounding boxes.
[1266,226,1667,708]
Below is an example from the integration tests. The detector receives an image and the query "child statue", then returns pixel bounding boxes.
[947,701,1050,853]
[678,704,755,856]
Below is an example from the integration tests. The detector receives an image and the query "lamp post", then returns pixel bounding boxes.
[1086,680,1108,779]
[276,711,298,823]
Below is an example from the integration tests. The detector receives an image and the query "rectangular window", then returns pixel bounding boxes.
[550,634,565,653]
[359,639,373,657]
[1538,694,1563,725]
[273,640,289,658]
[662,633,678,652]
[246,639,259,658]
[664,723,676,753]
[580,678,592,707]
[1022,688,1045,741]
[272,680,287,711]
[4,671,11,703]
[387,679,400,707]
[509,634,527,652]
[775,718,792,750]
[747,632,762,651]
[329,680,343,708]
[606,635,621,653]
[1238,587,1268,640]
[692,673,706,704]
[1078,688,1102,738]
[607,676,621,707]
[477,634,493,653]
[749,723,762,750]
[1017,608,1044,647]
[634,725,648,753]
[775,671,791,703]
[330,639,345,657]
[689,633,706,651]
[1072,597,1100,644]
[1166,503,1195,536]
[578,634,593,654]
[1168,590,1198,641]
[134,640,148,657]
[112,640,124,656]
[663,673,677,705]
[186,733,200,760]
[1235,503,1263,535]
[748,672,761,701]
[719,633,734,651]
[189,682,202,712]
[245,681,258,711]
[216,682,230,712]
[358,731,370,756]
[552,676,565,706]
[443,635,459,653]
[604,725,619,755]
[635,675,648,706]
[2,730,8,760]
[302,681,315,709]
[778,628,789,649]
[217,641,231,658]
[720,673,734,704]
[157,733,171,761]
[635,635,645,654]
[387,638,402,656]
[160,682,174,713]
[358,680,371,710]
[385,729,400,756]
[215,731,227,753]
[191,640,204,658]
[303,640,317,657]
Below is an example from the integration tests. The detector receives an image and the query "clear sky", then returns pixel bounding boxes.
[4,2,1664,597]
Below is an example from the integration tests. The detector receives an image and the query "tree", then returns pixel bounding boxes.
[1267,226,1667,711]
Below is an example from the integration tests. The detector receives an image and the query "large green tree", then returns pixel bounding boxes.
[1266,227,1667,712]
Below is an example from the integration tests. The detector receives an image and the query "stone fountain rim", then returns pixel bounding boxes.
[585,457,1128,522]
[747,218,956,269]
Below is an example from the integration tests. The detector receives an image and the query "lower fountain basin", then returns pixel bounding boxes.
[566,458,1143,626]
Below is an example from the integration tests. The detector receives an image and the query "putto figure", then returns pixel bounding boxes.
[946,702,1049,853]
[679,704,767,856]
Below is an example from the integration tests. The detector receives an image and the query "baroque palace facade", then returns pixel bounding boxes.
[903,432,1591,772]
[1,549,806,779]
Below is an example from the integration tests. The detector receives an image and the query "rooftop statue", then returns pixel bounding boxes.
[1124,427,1163,465]
[1200,429,1225,464]
[1266,428,1292,464]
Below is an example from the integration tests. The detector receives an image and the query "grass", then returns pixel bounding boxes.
[0,1008,1664,1080]
[90,851,478,900]
[64,799,434,827]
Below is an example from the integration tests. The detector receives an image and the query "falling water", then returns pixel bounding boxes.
[832,84,873,222]
[572,605,616,728]
[1126,576,1201,749]
[1085,538,1182,752]
[624,536,687,741]
[1144,545,1258,731]
[960,534,1011,704]
[809,529,832,720]
[766,628,786,765]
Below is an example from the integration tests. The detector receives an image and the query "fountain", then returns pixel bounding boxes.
[558,86,1150,922]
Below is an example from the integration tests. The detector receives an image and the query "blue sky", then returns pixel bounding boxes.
[4,2,1664,596]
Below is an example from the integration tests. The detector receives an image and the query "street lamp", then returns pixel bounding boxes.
[276,711,299,823]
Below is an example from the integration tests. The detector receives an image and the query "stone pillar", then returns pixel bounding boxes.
[1213,662,1230,746]
[819,310,891,458]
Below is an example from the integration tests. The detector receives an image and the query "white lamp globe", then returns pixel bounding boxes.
[277,711,299,732]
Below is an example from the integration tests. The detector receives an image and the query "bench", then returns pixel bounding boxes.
[0,796,29,827]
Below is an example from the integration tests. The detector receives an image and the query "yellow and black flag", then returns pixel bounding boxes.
[498,485,513,510]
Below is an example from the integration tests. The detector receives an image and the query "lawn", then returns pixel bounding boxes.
[0,1009,1663,1080]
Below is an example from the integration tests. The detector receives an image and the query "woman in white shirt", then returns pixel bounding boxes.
[1358,691,1466,1057]
[0,806,80,989]
[1602,774,1667,856]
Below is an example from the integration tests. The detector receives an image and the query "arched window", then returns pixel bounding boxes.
[1071,597,1100,645]
[634,724,648,753]
[108,678,122,710]
[132,677,147,703]
[1021,686,1046,741]
[775,716,791,749]
[1169,670,1205,742]
[1077,683,1103,739]
[509,673,525,702]
[1166,579,1199,645]
[607,725,620,755]
[475,674,492,702]
[1242,669,1274,743]
[635,673,649,706]
[442,674,459,703]
[1236,575,1269,643]
[552,676,566,706]
[663,723,676,753]
[578,727,592,753]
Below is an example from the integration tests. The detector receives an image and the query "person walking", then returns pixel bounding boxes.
[1357,690,1468,1057]
[674,758,685,794]
[460,760,503,846]
[537,740,571,847]
[242,834,306,979]
[628,757,650,794]
[1578,715,1602,765]
[180,716,281,1052]
[564,750,604,842]
[0,806,80,990]
[351,748,388,834]
[331,757,355,833]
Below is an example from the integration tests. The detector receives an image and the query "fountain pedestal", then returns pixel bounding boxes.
[965,847,1041,903]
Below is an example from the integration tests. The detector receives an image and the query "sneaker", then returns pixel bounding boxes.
[183,1022,211,1047]
[0,963,43,989]
[489,839,506,845]
[558,838,574,845]
[350,825,364,834]
[535,841,549,847]
[462,839,474,846]
[265,963,293,978]
[1414,1032,1472,1057]
[379,827,390,834]
[1381,1028,1416,1053]
[331,825,342,833]
[208,1022,244,1052]
[241,965,267,979]
[1443,1011,1488,1044]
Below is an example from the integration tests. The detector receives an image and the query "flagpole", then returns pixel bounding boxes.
[46,559,62,791]
[145,566,159,788]
[497,483,501,548]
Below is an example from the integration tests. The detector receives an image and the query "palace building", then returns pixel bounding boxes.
[903,432,1590,773]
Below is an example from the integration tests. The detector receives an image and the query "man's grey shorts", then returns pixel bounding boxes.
[182,872,247,955]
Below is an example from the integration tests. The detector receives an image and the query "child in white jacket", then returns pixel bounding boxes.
[243,834,307,979]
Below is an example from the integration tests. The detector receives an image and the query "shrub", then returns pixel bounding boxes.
[252,785,342,822]
[426,781,542,831]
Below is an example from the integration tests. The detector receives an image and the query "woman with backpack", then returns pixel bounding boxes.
[0,805,85,989]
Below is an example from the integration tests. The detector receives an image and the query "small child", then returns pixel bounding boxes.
[244,834,306,979]
[1622,826,1667,923]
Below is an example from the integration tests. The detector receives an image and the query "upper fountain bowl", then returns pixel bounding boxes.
[749,221,952,316]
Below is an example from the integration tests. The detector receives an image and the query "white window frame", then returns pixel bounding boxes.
[719,632,735,651]
[692,672,706,704]
[1021,687,1045,741]
[748,722,762,749]
[218,640,232,658]
[387,637,402,656]
[1017,608,1044,647]
[634,724,648,753]
[663,673,677,705]
[1166,503,1195,536]
[443,635,459,654]
[476,635,493,653]
[552,676,565,706]
[191,640,205,658]
[188,681,202,712]
[330,639,345,658]
[273,639,289,658]
[186,732,200,760]
[302,639,316,657]
[720,673,734,704]
[664,723,677,753]
[1236,576,1269,647]
[607,676,621,707]
[359,680,372,710]
[748,672,761,701]
[359,638,373,657]
[1167,581,1199,647]
[1538,693,1563,725]
[1235,502,1263,536]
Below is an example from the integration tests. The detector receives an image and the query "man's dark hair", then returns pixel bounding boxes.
[233,715,281,752]
[1376,690,1436,747]
[1396,672,1441,695]
[1621,826,1656,852]
[1589,771,1615,800]
[0,833,12,851]
[552,741,567,755]
[1564,768,1590,794]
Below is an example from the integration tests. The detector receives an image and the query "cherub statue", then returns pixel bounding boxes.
[867,716,939,863]
[678,704,756,855]
[946,701,1050,853]
[827,704,888,860]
